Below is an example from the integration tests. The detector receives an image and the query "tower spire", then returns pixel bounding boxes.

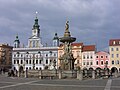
[28,12,43,48]
[35,11,38,19]
[14,34,20,48]
[33,11,39,30]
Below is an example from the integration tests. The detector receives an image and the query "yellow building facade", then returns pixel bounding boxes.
[109,39,120,72]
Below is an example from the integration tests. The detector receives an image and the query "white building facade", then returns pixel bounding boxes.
[12,15,59,71]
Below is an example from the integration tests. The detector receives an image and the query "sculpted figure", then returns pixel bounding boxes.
[65,20,69,31]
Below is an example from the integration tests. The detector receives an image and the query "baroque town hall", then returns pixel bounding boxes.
[12,15,59,71]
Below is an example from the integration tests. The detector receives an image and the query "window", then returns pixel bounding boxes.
[39,60,42,64]
[116,60,119,64]
[50,60,52,64]
[54,53,56,56]
[17,54,19,57]
[29,67,31,70]
[83,62,85,65]
[106,61,108,65]
[101,61,103,65]
[101,56,103,58]
[87,62,89,65]
[21,60,23,64]
[116,54,119,58]
[14,60,16,64]
[112,54,114,58]
[46,54,48,57]
[77,60,79,64]
[46,59,48,64]
[33,60,35,64]
[87,55,89,59]
[36,55,38,58]
[106,56,108,58]
[112,60,114,65]
[96,61,98,65]
[36,60,38,64]
[116,48,119,51]
[17,60,19,64]
[26,60,28,64]
[26,55,28,57]
[83,55,85,59]
[90,62,93,65]
[111,48,114,51]
[29,60,31,64]
[96,56,99,58]
[90,56,93,59]
[113,41,115,44]
[49,51,52,55]
[39,67,42,70]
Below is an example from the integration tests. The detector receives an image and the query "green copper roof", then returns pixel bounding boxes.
[53,33,59,40]
[33,17,40,29]
[14,35,20,43]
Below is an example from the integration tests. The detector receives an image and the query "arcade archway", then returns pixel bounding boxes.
[111,67,118,73]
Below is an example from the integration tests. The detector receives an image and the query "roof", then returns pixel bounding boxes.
[109,39,120,46]
[71,43,83,46]
[96,51,109,55]
[83,45,96,51]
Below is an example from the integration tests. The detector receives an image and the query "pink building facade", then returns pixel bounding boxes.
[95,51,110,69]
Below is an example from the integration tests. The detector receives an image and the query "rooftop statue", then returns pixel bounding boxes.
[65,20,69,31]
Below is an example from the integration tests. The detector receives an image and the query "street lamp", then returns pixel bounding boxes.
[53,59,56,70]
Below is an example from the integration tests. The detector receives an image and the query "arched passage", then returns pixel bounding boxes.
[19,66,24,73]
[111,67,118,73]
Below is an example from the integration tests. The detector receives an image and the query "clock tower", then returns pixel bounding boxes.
[28,13,43,48]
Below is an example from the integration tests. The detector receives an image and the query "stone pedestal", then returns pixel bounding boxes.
[58,70,62,79]
[77,70,83,80]
[24,70,27,78]
[92,70,95,79]
[18,71,20,77]
[39,70,42,79]
[115,71,118,78]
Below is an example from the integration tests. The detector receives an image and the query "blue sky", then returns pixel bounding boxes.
[0,0,120,51]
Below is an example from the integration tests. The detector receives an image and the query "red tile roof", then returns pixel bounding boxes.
[71,43,83,46]
[83,45,96,51]
[109,39,120,46]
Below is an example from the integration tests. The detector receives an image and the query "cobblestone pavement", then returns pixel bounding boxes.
[0,74,120,90]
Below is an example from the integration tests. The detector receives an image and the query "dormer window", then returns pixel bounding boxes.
[113,41,115,45]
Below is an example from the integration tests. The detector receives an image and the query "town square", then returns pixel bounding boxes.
[0,0,120,90]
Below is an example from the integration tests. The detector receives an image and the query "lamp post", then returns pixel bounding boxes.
[53,59,56,70]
